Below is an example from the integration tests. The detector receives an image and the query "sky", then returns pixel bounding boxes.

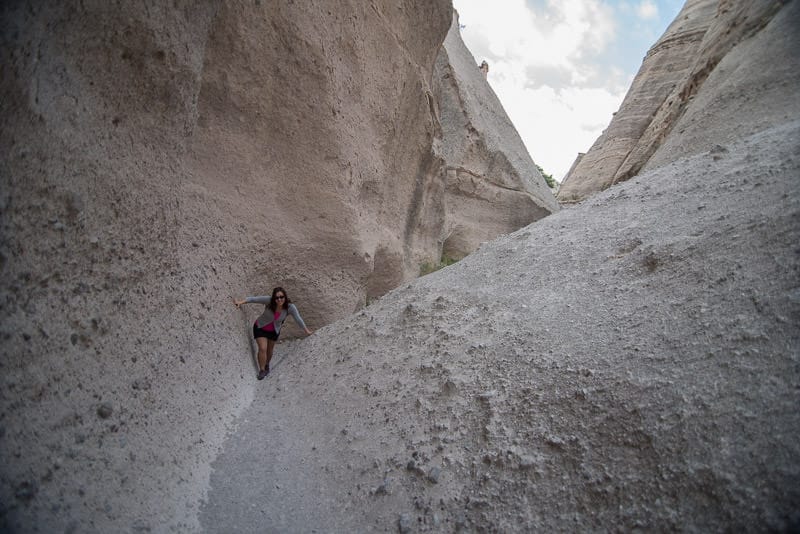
[452,0,685,181]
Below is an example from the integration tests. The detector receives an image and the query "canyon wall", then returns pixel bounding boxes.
[0,1,453,531]
[433,12,558,259]
[557,0,791,202]
[0,0,563,530]
[201,1,800,530]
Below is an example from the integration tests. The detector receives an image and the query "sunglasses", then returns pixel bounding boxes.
[275,295,286,300]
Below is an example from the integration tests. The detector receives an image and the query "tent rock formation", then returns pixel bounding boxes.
[434,12,558,261]
[202,1,800,531]
[557,0,793,202]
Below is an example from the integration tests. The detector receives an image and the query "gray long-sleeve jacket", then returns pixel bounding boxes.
[245,296,308,334]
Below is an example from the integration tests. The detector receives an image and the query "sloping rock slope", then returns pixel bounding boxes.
[203,121,800,533]
[200,3,800,532]
[433,12,558,260]
[557,0,794,202]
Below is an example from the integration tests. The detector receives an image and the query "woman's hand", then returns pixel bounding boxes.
[233,298,245,308]
[304,328,314,336]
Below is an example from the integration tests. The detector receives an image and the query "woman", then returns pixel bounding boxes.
[234,287,313,380]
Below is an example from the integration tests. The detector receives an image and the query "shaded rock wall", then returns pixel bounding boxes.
[433,13,558,259]
[1,0,566,530]
[0,1,453,531]
[557,0,791,202]
[187,1,454,320]
[1,4,224,532]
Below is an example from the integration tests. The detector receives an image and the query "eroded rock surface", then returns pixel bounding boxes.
[0,0,565,530]
[558,0,795,202]
[0,1,453,531]
[4,0,798,532]
[434,12,558,260]
[203,118,800,532]
[200,2,800,532]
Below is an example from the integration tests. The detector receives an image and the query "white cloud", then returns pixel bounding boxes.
[455,0,625,180]
[490,78,628,183]
[456,0,617,70]
[636,0,659,20]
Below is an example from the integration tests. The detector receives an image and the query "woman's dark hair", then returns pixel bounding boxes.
[268,287,291,312]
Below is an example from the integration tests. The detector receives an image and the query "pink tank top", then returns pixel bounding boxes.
[262,310,281,332]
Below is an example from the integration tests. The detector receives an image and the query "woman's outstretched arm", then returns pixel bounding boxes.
[288,303,314,335]
[232,296,270,308]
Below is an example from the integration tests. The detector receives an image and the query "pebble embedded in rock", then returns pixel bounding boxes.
[375,477,392,495]
[97,404,113,419]
[15,480,36,502]
[398,513,412,533]
[427,466,441,483]
[131,379,151,391]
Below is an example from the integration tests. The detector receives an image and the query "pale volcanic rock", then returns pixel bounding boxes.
[0,0,565,530]
[642,0,800,171]
[202,119,800,532]
[199,2,800,532]
[186,1,454,320]
[0,1,452,531]
[557,0,793,202]
[558,0,717,202]
[4,1,798,533]
[433,12,559,260]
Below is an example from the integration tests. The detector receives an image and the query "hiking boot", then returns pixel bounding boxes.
[257,369,267,380]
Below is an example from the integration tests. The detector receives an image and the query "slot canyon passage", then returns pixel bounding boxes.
[1,0,799,532]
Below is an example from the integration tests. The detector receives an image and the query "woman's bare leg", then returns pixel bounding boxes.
[266,339,276,371]
[256,337,268,372]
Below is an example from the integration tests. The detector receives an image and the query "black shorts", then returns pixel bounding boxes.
[253,323,279,341]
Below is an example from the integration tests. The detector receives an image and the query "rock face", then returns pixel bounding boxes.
[203,121,800,531]
[0,0,562,530]
[557,0,792,202]
[0,1,453,531]
[433,12,558,259]
[187,1,455,317]
[199,2,800,532]
[4,0,796,532]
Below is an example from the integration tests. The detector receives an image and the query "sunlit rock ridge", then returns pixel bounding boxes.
[558,0,794,202]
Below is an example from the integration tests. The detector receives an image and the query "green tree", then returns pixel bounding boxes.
[536,164,557,189]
